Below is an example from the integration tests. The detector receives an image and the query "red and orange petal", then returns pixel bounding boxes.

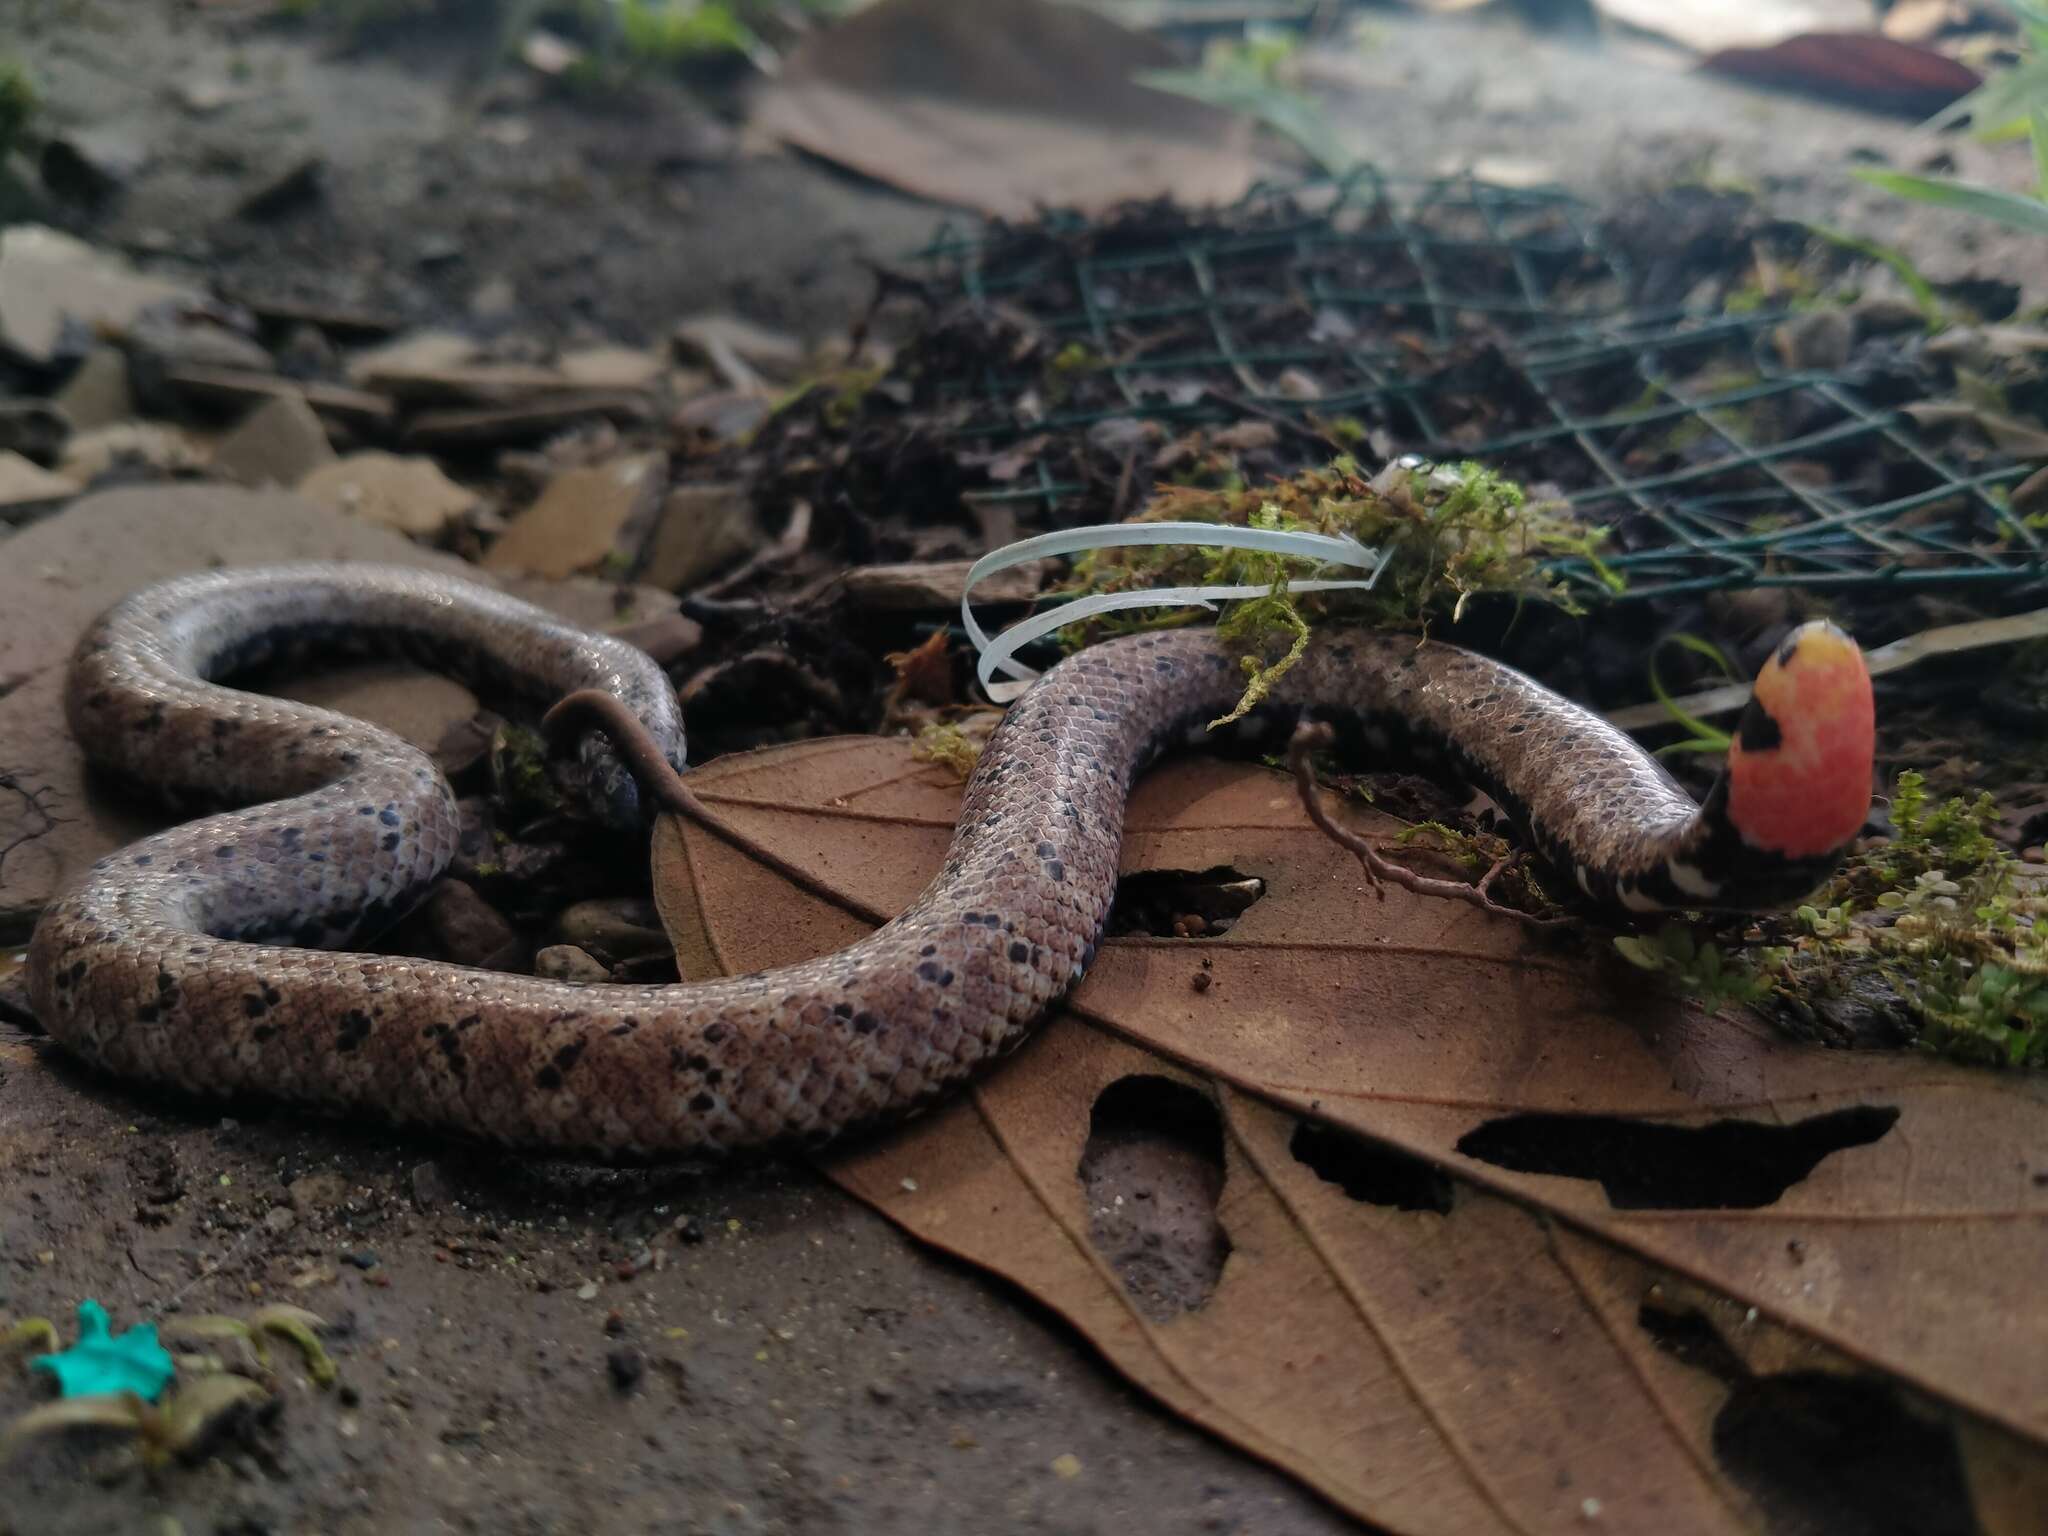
[1726,621,1875,859]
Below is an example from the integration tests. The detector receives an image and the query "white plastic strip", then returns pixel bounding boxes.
[960,522,1386,702]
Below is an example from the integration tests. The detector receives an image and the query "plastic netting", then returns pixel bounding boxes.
[907,170,2045,605]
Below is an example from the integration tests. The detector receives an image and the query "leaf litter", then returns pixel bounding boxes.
[649,734,2048,1534]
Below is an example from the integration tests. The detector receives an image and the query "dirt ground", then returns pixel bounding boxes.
[1,3,2041,1533]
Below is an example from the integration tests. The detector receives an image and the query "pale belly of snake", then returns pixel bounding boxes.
[25,565,1869,1161]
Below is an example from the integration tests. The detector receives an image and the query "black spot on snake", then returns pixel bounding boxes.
[1735,696,1783,753]
[535,1066,563,1091]
[689,1092,716,1113]
[335,1010,372,1053]
[553,1040,586,1073]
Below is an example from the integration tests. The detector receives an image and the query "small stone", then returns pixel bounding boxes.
[0,224,199,366]
[422,880,522,971]
[675,1218,705,1246]
[59,421,208,483]
[535,943,610,983]
[1774,309,1854,372]
[211,394,336,488]
[1051,1453,1082,1480]
[606,1347,644,1392]
[635,480,757,593]
[53,346,133,431]
[0,450,78,513]
[483,451,668,579]
[299,451,480,539]
[238,155,324,221]
[1191,971,1211,993]
[576,1282,599,1301]
[341,1249,378,1271]
[558,346,664,392]
[286,1171,351,1213]
[551,898,668,964]
[410,1160,452,1213]
[603,1309,626,1335]
[468,276,517,321]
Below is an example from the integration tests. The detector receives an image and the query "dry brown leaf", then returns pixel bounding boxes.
[649,737,2048,1526]
[746,0,1267,220]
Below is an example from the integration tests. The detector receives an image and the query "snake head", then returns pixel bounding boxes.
[1723,620,1875,861]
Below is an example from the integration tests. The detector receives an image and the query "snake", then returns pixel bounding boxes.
[26,564,1875,1161]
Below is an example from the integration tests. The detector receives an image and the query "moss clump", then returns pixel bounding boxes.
[0,54,36,158]
[1621,772,2047,1067]
[1055,456,1619,723]
[910,721,982,780]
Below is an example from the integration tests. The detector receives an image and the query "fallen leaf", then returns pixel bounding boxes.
[482,451,668,579]
[647,735,2048,1526]
[746,0,1268,220]
[1589,0,1879,55]
[1701,31,1981,115]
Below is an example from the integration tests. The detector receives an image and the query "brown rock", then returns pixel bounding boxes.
[534,944,610,983]
[559,346,665,393]
[403,393,651,449]
[423,880,522,971]
[0,450,78,514]
[211,394,336,488]
[551,898,669,964]
[482,451,668,579]
[53,346,134,431]
[637,482,757,591]
[59,421,211,483]
[162,366,395,431]
[344,330,479,389]
[0,225,199,367]
[298,451,480,539]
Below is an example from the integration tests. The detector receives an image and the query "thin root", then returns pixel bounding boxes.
[1286,722,1569,930]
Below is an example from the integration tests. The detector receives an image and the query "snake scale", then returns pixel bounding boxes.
[26,564,1875,1160]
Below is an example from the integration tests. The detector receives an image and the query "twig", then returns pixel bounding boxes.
[1285,722,1570,930]
[541,689,867,920]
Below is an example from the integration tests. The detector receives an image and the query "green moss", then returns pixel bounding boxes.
[1625,772,2047,1067]
[0,54,36,158]
[910,722,982,780]
[1053,456,1619,723]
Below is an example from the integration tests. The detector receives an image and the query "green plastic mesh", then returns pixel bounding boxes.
[907,169,2045,604]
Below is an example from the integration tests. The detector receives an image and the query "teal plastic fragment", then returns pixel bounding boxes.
[28,1299,175,1402]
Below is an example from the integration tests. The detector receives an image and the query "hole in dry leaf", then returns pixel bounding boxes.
[1077,1075,1232,1323]
[1106,866,1264,939]
[1640,1307,1979,1536]
[1289,1122,1452,1214]
[1453,1105,1899,1210]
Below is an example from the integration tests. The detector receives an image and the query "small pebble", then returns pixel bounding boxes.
[1051,1453,1082,1480]
[1191,971,1211,993]
[576,1282,599,1301]
[606,1347,645,1393]
[342,1249,378,1270]
[675,1218,705,1246]
[603,1309,626,1336]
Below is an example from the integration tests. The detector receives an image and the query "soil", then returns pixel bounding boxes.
[1,3,2042,1533]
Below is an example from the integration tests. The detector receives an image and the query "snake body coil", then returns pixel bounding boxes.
[27,565,1874,1159]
